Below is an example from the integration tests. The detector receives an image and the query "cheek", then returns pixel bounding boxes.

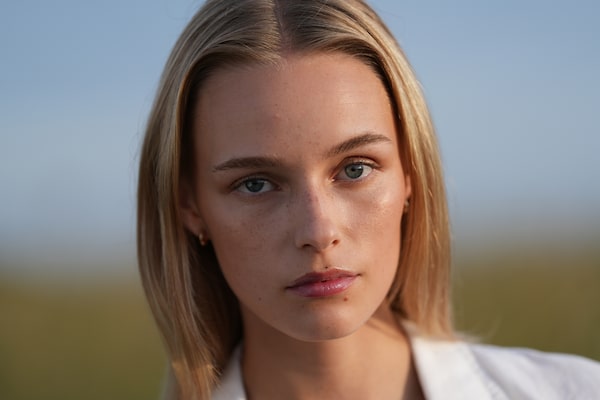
[358,178,405,239]
[356,180,405,271]
[204,205,282,291]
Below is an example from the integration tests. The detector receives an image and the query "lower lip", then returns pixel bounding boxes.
[286,276,357,298]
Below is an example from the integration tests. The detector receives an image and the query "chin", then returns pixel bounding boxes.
[278,306,371,343]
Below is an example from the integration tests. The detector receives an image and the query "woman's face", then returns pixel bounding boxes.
[182,52,411,342]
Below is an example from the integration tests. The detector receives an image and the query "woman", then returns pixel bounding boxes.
[137,0,600,398]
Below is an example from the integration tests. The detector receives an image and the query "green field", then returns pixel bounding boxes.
[0,279,165,400]
[1,249,599,400]
[453,248,600,360]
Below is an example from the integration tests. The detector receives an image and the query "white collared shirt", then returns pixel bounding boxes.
[212,326,600,399]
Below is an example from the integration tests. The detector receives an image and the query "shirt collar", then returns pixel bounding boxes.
[404,321,503,400]
[211,346,245,400]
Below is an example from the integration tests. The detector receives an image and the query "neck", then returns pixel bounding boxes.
[241,304,422,400]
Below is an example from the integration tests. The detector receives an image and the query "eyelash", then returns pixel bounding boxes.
[334,158,378,182]
[231,158,379,195]
[232,175,278,195]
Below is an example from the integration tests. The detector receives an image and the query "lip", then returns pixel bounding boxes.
[285,269,358,298]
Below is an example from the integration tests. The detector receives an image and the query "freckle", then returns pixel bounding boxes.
[344,297,348,302]
[258,297,262,301]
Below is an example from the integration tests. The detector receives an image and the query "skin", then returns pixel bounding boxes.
[182,52,422,399]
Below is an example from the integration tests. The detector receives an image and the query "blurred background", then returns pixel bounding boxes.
[1,0,598,399]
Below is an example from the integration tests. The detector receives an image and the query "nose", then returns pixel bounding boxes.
[292,185,341,251]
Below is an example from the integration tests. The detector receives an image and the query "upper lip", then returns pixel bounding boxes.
[286,269,358,288]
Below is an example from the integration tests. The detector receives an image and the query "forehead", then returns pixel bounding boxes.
[192,52,396,163]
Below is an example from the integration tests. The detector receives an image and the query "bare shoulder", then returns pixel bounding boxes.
[469,343,600,399]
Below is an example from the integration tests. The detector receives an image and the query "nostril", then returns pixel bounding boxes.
[298,232,340,252]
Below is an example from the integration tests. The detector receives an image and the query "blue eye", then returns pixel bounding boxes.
[340,162,374,180]
[236,178,274,194]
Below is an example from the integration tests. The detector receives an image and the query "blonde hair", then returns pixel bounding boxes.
[137,0,452,398]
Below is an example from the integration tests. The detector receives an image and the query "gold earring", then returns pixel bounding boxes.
[198,232,209,246]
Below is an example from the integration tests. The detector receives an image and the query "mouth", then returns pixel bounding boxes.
[285,269,358,298]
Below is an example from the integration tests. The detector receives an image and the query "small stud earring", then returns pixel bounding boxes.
[198,232,209,246]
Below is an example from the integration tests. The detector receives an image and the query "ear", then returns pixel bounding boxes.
[179,179,205,235]
[404,173,412,200]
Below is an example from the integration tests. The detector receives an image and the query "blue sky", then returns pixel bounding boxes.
[1,0,599,276]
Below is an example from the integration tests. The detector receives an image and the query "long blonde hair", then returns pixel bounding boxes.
[137,0,451,398]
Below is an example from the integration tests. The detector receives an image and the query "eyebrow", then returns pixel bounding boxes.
[212,156,283,172]
[212,132,392,172]
[325,132,392,158]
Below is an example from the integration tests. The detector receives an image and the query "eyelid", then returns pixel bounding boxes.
[334,157,380,181]
[230,174,279,194]
[340,156,380,170]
